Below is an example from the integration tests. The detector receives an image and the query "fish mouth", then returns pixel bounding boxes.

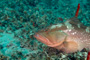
[34,33,53,45]
[34,32,66,47]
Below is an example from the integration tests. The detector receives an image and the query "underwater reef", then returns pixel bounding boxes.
[0,0,90,60]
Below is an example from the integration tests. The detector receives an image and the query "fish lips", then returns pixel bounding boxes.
[34,33,65,47]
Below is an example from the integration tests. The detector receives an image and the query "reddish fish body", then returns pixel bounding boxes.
[34,17,90,53]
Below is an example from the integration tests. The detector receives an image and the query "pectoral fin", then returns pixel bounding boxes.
[62,40,78,53]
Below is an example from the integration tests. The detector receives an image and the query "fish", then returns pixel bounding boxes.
[34,4,90,53]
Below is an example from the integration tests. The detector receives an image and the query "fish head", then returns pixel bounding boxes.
[34,23,82,53]
[34,26,70,50]
[34,29,67,45]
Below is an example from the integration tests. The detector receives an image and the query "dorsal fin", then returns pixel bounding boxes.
[69,17,85,29]
[67,17,90,33]
[65,3,90,33]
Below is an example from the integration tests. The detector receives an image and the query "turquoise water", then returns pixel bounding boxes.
[0,0,90,60]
